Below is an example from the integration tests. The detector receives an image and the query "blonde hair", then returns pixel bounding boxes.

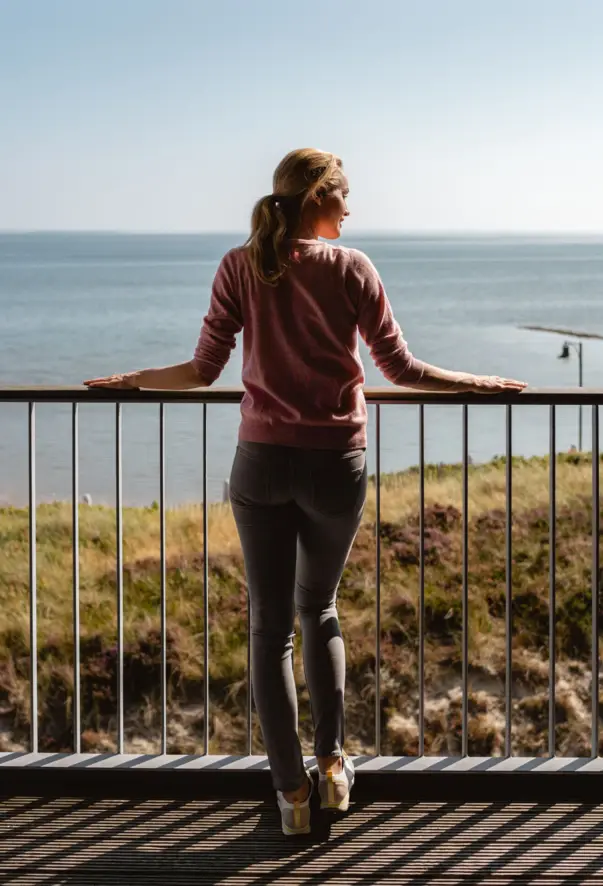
[246,148,344,285]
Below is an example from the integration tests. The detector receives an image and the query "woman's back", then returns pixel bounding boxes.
[193,238,425,449]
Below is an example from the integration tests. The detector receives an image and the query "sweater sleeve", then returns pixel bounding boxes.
[192,251,243,384]
[347,249,425,385]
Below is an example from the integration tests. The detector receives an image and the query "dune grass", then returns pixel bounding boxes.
[0,452,600,758]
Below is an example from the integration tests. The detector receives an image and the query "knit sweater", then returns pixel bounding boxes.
[193,239,426,449]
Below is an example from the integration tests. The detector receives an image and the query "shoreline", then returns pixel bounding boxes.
[0,450,594,513]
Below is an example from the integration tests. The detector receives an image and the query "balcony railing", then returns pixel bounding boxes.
[1,385,602,801]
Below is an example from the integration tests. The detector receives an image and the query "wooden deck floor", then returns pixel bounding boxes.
[3,794,603,885]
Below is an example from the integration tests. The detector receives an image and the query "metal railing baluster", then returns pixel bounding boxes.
[505,405,513,757]
[592,405,600,757]
[247,597,252,756]
[419,405,425,756]
[203,404,209,755]
[116,403,124,753]
[375,404,381,756]
[549,405,556,758]
[28,402,37,753]
[462,406,469,757]
[160,403,167,754]
[72,403,80,753]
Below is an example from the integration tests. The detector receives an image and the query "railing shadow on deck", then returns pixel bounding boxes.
[4,792,603,884]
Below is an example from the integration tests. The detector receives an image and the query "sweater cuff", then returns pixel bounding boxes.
[394,357,426,386]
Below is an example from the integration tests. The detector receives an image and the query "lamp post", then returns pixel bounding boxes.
[558,340,583,451]
[519,325,603,453]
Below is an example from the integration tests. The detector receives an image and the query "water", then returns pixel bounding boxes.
[1,232,603,507]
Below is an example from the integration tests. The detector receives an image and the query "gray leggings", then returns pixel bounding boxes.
[229,440,368,793]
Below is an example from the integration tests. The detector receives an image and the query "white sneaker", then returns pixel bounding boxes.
[318,751,355,811]
[276,771,313,836]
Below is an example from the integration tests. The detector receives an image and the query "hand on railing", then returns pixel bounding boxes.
[83,373,140,389]
[411,362,527,394]
[449,374,527,394]
[83,361,206,390]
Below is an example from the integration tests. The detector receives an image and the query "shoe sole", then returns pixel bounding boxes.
[320,793,350,812]
[282,822,311,836]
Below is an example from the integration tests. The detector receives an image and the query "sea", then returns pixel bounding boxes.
[1,232,603,507]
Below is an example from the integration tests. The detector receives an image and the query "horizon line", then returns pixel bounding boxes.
[2,228,603,238]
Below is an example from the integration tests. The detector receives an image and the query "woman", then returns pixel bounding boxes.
[85,148,526,835]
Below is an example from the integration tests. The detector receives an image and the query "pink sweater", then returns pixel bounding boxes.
[193,239,426,450]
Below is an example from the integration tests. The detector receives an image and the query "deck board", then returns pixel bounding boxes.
[3,795,603,884]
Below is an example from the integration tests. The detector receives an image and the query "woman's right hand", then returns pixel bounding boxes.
[454,373,527,393]
[408,362,527,394]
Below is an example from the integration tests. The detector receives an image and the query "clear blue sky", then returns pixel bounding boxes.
[1,0,603,232]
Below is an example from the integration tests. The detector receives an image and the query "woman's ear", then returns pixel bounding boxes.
[313,187,326,206]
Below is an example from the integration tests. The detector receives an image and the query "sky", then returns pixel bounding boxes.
[1,0,603,233]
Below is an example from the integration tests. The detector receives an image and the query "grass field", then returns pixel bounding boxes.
[1,452,601,758]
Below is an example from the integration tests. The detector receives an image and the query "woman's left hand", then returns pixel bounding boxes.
[83,373,139,389]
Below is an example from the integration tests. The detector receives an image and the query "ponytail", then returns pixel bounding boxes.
[246,194,292,286]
